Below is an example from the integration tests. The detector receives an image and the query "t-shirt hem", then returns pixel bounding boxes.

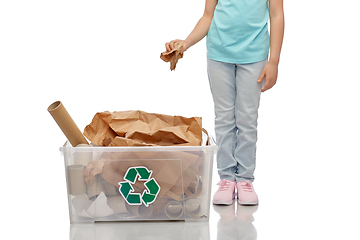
[206,54,269,64]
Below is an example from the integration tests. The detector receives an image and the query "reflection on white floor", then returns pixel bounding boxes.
[70,221,209,240]
[214,204,258,240]
[70,203,257,240]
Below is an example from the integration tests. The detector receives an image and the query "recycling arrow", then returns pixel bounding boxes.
[137,167,152,180]
[142,178,160,207]
[118,166,160,207]
[124,166,153,183]
[142,191,156,206]
[145,178,160,195]
[124,168,137,183]
[119,182,132,198]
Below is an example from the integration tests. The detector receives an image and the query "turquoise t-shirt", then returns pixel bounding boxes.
[207,0,270,64]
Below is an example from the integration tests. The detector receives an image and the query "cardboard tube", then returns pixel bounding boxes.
[67,165,87,195]
[73,144,92,166]
[185,198,200,215]
[48,101,89,147]
[165,201,183,219]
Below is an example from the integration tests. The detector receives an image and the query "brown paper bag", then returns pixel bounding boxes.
[160,42,184,71]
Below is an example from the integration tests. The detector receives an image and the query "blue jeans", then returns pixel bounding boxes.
[207,58,267,182]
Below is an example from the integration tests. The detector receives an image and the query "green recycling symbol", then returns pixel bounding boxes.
[118,166,160,207]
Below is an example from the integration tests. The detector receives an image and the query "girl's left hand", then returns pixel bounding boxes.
[257,61,279,92]
[166,39,189,54]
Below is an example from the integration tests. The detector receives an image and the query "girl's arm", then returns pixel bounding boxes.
[268,0,284,65]
[166,0,218,53]
[258,0,284,92]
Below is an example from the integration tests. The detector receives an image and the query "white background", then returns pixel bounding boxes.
[1,0,360,239]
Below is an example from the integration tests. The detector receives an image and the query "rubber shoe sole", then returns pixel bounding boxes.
[237,199,258,205]
[213,193,236,205]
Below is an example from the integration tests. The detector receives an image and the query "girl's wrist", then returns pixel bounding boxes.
[268,57,280,65]
[184,38,192,49]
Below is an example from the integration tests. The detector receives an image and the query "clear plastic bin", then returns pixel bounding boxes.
[60,138,216,223]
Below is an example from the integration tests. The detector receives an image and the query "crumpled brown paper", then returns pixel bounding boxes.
[83,161,105,186]
[83,110,202,147]
[160,42,184,71]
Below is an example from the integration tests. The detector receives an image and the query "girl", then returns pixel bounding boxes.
[166,0,284,205]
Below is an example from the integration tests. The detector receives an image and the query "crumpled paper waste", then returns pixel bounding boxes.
[160,42,184,71]
[83,110,202,147]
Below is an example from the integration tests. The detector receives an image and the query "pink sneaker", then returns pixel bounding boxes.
[213,179,236,205]
[236,181,258,205]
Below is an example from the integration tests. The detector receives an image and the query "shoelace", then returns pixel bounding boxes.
[240,181,253,192]
[217,180,232,191]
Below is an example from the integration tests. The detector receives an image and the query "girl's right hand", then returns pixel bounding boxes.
[165,39,189,54]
